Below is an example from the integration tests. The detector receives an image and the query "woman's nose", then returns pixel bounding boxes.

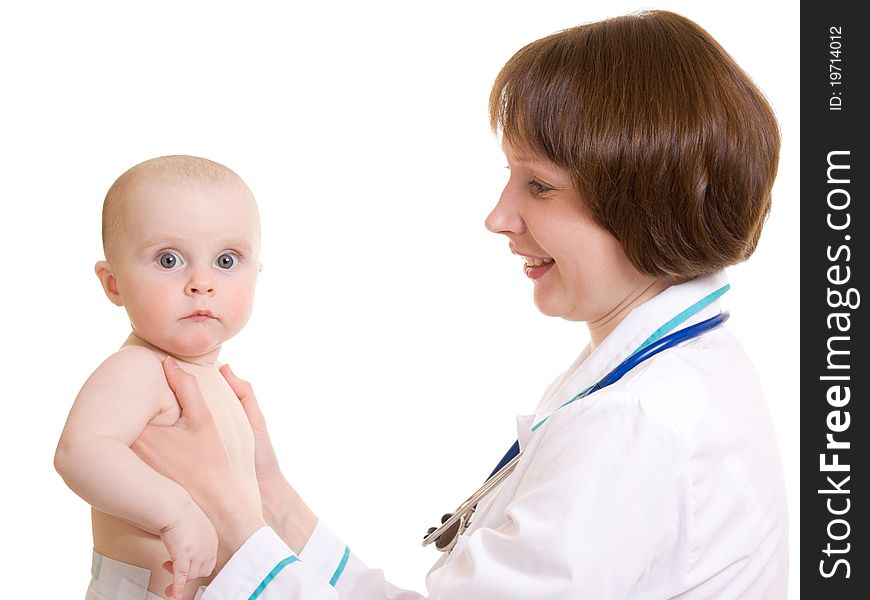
[485,186,525,236]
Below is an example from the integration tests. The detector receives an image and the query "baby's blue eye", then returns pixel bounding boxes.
[216,253,238,269]
[157,252,182,269]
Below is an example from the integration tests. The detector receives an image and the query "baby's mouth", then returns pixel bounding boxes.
[185,310,216,319]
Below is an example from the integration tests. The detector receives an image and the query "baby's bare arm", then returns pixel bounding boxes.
[55,346,194,534]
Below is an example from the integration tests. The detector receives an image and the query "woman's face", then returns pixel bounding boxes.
[486,141,655,324]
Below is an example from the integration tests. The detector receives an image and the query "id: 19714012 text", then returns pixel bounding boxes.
[829,27,844,111]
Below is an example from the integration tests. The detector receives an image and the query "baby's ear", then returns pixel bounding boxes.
[94,261,123,306]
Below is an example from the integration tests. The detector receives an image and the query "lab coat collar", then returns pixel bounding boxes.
[533,270,729,422]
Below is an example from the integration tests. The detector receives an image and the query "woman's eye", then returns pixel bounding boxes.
[216,253,239,270]
[157,252,182,269]
[528,179,553,196]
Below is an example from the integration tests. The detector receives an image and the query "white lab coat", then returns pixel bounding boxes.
[202,271,788,599]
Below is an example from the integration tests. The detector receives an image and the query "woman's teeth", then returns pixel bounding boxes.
[524,257,554,267]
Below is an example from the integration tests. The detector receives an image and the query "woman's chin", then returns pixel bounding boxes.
[533,292,566,319]
[533,293,586,322]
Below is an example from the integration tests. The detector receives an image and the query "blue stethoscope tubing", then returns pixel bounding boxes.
[487,311,730,480]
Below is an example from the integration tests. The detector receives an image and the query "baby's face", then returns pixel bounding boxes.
[106,177,261,361]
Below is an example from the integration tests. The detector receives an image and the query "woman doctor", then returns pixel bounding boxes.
[134,10,788,599]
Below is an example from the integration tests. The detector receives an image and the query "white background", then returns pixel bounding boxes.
[0,0,799,597]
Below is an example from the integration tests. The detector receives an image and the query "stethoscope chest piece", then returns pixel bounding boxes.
[425,511,469,552]
[422,450,523,552]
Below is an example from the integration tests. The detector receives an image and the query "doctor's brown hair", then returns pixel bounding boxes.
[490,10,780,282]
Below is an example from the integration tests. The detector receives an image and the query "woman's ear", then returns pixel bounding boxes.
[95,261,123,306]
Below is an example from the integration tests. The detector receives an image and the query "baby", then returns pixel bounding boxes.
[55,156,263,600]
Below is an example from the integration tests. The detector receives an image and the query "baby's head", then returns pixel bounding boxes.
[96,155,261,362]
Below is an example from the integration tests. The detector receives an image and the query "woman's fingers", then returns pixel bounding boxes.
[219,364,267,431]
[163,357,209,427]
[218,364,284,482]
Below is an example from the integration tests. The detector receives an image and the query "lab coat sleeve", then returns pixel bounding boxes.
[201,523,423,600]
[201,527,340,599]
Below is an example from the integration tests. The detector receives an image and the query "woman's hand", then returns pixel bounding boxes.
[132,358,265,566]
[219,364,286,493]
[219,364,318,553]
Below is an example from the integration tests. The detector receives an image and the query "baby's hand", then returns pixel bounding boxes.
[160,500,218,599]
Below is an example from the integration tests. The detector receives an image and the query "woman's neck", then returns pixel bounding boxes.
[587,279,670,351]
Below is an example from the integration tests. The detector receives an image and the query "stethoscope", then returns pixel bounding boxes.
[422,310,730,552]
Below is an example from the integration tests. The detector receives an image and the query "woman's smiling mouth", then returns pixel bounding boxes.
[522,256,555,280]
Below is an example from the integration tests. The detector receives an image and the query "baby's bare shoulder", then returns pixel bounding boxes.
[91,345,166,384]
[79,346,175,413]
[62,346,179,442]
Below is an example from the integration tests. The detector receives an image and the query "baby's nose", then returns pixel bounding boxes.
[185,280,215,296]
